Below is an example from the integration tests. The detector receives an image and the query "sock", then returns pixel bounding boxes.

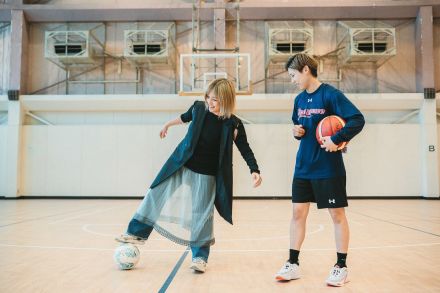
[289,249,300,265]
[336,252,347,268]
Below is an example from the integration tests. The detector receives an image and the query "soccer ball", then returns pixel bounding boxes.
[114,243,140,270]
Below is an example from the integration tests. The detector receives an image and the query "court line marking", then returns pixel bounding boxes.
[0,242,439,253]
[350,210,440,238]
[49,203,133,225]
[158,246,190,293]
[80,223,325,241]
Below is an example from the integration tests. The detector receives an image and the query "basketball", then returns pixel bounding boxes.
[316,115,348,150]
[114,244,140,270]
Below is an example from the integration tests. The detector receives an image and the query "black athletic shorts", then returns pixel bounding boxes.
[292,176,348,209]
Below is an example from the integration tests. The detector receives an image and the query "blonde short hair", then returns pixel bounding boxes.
[204,78,236,119]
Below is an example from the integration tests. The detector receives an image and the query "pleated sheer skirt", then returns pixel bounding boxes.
[133,167,216,247]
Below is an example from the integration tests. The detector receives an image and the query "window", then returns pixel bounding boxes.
[275,42,305,53]
[356,42,387,53]
[132,44,162,55]
[54,44,83,55]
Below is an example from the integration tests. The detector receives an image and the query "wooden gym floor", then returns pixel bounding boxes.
[0,199,439,293]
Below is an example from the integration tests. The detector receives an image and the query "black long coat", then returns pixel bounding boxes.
[150,101,259,224]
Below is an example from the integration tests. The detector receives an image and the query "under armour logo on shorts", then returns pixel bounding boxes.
[329,199,336,204]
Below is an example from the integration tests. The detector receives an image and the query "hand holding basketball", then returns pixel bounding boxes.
[293,125,305,138]
[316,115,348,151]
[320,136,338,152]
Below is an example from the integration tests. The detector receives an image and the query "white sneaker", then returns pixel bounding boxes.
[190,257,207,273]
[275,261,301,281]
[326,266,348,287]
[115,233,145,245]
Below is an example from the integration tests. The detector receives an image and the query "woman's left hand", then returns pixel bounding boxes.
[320,136,339,152]
[252,172,262,188]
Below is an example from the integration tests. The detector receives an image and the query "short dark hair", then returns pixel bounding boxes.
[285,53,318,77]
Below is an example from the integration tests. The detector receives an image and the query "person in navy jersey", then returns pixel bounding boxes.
[275,53,365,287]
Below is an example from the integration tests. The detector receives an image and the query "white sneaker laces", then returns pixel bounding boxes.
[280,262,292,273]
[193,257,205,264]
[331,267,342,277]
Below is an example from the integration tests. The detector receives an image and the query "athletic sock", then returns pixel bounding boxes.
[289,249,300,265]
[336,252,347,268]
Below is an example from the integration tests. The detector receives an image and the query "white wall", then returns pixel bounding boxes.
[21,125,188,196]
[19,123,422,198]
[233,124,422,197]
[0,93,431,198]
[437,122,440,186]
[0,126,7,196]
[0,23,10,95]
[24,111,184,126]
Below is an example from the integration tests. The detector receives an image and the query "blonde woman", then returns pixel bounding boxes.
[116,78,262,272]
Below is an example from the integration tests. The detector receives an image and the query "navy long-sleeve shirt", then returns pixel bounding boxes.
[292,83,365,179]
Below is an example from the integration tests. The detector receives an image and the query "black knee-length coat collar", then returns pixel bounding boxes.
[150,101,259,224]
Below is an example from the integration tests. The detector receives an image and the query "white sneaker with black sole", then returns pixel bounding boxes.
[275,261,301,281]
[115,233,145,245]
[190,257,207,273]
[326,266,348,287]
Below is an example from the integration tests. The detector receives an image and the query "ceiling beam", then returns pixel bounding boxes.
[0,2,439,22]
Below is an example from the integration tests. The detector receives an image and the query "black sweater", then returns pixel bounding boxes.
[184,111,223,175]
[180,103,260,176]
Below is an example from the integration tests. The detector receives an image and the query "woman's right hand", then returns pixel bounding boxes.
[159,125,169,139]
[293,125,305,138]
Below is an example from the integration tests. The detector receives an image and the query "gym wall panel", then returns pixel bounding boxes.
[24,111,185,125]
[21,125,188,197]
[434,18,440,91]
[234,124,422,197]
[21,123,422,198]
[343,124,422,197]
[21,126,48,195]
[0,126,7,196]
[233,125,296,198]
[0,23,10,95]
[437,123,440,185]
